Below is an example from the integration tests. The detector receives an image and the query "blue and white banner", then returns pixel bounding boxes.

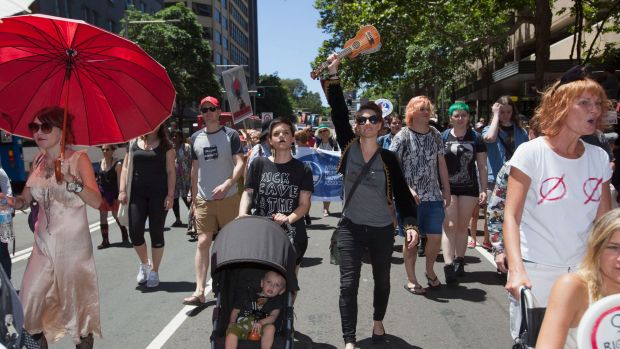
[294,147,342,202]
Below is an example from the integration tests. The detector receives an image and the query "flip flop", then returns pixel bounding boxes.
[182,294,206,306]
[403,283,426,295]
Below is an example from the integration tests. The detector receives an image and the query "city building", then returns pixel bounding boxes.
[31,0,164,33]
[164,0,259,89]
[453,0,620,119]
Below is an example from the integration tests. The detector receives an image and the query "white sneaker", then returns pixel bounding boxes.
[146,271,159,288]
[136,260,152,285]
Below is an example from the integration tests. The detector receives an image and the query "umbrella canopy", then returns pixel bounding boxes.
[0,0,33,18]
[0,14,176,146]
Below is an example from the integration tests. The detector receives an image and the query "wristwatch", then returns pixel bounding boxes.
[66,178,84,193]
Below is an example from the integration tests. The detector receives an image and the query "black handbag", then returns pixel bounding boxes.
[512,287,546,349]
[329,150,380,265]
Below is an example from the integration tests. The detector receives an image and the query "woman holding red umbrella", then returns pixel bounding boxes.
[6,107,102,348]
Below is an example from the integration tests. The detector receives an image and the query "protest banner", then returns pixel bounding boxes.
[221,66,252,124]
[294,147,342,202]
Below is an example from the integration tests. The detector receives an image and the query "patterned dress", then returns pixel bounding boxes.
[174,143,192,199]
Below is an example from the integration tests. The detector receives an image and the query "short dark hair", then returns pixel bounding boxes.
[356,102,382,118]
[34,106,75,144]
[268,117,295,137]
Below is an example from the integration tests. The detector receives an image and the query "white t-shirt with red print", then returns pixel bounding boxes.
[509,137,612,267]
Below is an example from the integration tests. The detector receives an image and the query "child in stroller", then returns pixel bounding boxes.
[225,270,287,349]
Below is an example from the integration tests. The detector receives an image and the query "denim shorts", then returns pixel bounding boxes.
[417,201,445,235]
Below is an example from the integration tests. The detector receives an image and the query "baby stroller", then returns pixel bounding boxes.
[210,216,297,349]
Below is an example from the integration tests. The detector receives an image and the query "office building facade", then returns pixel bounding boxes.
[164,0,259,88]
[31,1,164,33]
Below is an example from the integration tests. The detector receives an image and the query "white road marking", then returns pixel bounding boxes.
[146,279,213,349]
[10,216,116,263]
[475,244,497,267]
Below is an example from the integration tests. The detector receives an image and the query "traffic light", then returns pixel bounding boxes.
[256,87,265,98]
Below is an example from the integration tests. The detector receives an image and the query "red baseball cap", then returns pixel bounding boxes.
[200,96,220,108]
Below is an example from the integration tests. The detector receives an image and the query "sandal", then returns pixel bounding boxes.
[403,283,426,295]
[182,293,206,306]
[425,273,441,289]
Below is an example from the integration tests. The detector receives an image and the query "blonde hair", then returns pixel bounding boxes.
[535,78,608,137]
[405,96,435,125]
[578,208,620,301]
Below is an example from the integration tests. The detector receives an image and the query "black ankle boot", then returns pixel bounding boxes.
[454,257,465,277]
[444,264,457,284]
[76,334,93,349]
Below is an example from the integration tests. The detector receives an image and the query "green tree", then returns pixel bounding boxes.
[255,74,294,121]
[124,3,221,127]
[281,78,324,114]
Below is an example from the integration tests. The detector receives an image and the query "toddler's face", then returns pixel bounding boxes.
[261,272,286,297]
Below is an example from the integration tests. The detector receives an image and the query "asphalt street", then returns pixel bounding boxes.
[8,202,512,349]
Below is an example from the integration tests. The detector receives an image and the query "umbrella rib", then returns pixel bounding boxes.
[73,63,153,142]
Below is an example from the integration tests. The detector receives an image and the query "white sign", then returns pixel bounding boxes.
[603,110,618,125]
[261,112,273,122]
[221,66,252,124]
[577,294,620,349]
[375,98,394,118]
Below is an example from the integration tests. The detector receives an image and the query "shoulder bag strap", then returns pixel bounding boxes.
[497,131,515,159]
[342,149,380,210]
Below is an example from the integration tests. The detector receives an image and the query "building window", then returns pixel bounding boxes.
[54,0,61,15]
[215,9,220,23]
[215,52,222,65]
[223,57,228,65]
[92,10,99,25]
[222,17,228,31]
[202,26,212,40]
[140,1,146,11]
[63,0,71,17]
[215,30,221,44]
[107,20,115,32]
[221,0,227,10]
[192,3,212,17]
[222,37,228,50]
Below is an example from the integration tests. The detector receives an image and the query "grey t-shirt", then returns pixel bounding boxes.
[190,127,243,200]
[343,143,392,227]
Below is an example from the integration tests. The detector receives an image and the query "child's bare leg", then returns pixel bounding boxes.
[225,333,238,349]
[261,324,276,349]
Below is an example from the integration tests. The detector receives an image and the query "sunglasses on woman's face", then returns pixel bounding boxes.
[355,115,381,125]
[28,122,54,134]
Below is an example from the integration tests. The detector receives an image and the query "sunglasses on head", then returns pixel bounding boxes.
[355,115,381,125]
[201,106,218,113]
[552,65,588,94]
[28,122,54,134]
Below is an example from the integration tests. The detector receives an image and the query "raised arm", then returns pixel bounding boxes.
[321,55,355,149]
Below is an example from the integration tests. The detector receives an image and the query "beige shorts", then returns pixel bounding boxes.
[194,193,240,235]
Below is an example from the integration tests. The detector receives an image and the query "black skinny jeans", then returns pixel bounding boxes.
[129,188,168,248]
[172,196,190,222]
[0,241,10,279]
[337,217,394,344]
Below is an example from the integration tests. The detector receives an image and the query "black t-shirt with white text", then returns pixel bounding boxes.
[245,157,314,242]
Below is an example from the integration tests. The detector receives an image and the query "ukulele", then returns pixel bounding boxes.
[310,25,381,80]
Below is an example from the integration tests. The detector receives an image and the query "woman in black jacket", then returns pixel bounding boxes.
[322,55,419,348]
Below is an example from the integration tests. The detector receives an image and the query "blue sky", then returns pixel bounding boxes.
[257,0,329,105]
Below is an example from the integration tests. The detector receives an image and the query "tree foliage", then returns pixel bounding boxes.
[280,78,324,114]
[255,74,294,121]
[123,3,221,125]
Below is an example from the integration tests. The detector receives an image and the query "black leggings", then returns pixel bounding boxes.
[337,218,394,344]
[172,196,190,221]
[129,189,168,248]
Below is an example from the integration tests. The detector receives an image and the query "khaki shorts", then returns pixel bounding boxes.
[194,193,240,235]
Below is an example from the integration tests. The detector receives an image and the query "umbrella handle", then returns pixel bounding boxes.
[54,159,63,183]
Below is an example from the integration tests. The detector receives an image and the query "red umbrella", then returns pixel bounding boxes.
[0,14,176,150]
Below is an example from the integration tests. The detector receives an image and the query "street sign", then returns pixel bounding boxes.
[261,112,273,121]
[375,98,393,118]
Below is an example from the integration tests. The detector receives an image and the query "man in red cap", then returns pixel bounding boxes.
[183,96,245,306]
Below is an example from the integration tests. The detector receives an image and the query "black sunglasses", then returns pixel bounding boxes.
[201,106,218,113]
[355,115,381,125]
[28,122,54,134]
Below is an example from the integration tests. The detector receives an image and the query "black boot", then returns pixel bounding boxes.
[417,236,427,257]
[32,332,48,349]
[76,334,93,349]
[97,224,110,249]
[454,256,465,277]
[115,218,129,243]
[444,264,457,284]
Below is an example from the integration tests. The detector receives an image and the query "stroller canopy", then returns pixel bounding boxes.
[211,216,298,291]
